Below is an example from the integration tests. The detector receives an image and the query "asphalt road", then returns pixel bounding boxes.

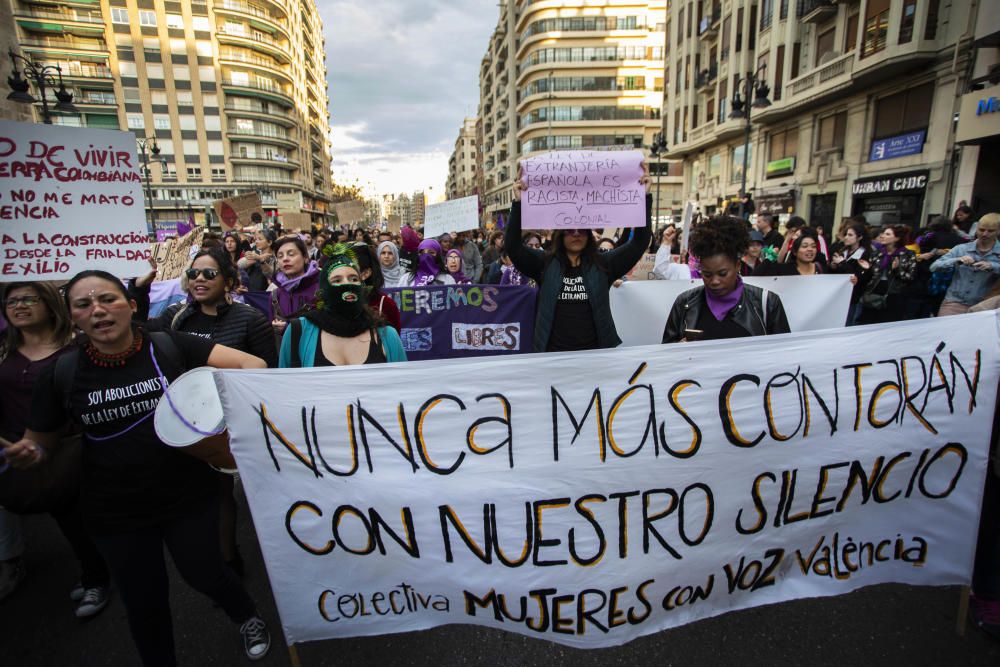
[4,496,1000,667]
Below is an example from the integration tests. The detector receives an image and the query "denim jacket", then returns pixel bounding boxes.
[930,240,1000,306]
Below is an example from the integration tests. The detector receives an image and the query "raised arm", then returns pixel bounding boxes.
[603,193,653,279]
[504,198,545,282]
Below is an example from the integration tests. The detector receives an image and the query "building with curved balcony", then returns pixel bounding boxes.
[7,0,332,227]
[476,0,680,225]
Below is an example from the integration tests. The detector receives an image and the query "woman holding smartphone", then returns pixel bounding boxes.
[662,215,790,343]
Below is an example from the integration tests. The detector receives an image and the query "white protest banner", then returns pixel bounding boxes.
[611,275,853,346]
[423,195,479,238]
[0,120,149,280]
[215,312,999,648]
[521,150,645,230]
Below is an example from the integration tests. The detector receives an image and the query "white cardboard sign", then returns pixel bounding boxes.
[423,195,479,238]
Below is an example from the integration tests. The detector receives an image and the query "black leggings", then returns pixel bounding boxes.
[51,502,109,589]
[92,497,257,667]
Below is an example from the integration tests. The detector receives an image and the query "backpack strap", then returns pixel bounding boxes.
[148,331,186,377]
[54,347,81,415]
[290,318,303,368]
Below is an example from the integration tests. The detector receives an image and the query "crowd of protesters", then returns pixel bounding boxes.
[1,176,999,666]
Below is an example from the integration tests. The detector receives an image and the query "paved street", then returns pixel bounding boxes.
[4,490,1000,667]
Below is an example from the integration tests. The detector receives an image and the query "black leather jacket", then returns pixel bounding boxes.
[152,300,278,367]
[662,283,791,343]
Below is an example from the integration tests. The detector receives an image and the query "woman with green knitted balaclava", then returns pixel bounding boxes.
[278,243,406,367]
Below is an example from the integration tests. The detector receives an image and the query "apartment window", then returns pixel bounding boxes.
[721,16,731,61]
[127,113,145,129]
[153,114,171,130]
[173,65,191,81]
[196,41,213,57]
[817,111,847,151]
[202,93,219,107]
[139,10,156,27]
[760,0,773,30]
[118,62,137,78]
[176,91,194,105]
[192,16,211,32]
[157,139,174,154]
[187,167,202,179]
[769,127,798,161]
[774,45,785,101]
[143,37,160,52]
[780,0,788,21]
[162,164,177,178]
[718,79,728,123]
[862,0,890,58]
[179,115,197,130]
[816,26,836,66]
[151,91,168,105]
[706,97,715,123]
[198,66,216,82]
[166,14,184,29]
[207,140,224,154]
[211,168,227,180]
[169,38,187,53]
[731,143,751,184]
[123,87,141,103]
[873,82,933,140]
[678,7,684,44]
[925,0,940,40]
[183,140,199,154]
[845,13,859,52]
[736,8,744,52]
[111,8,129,24]
[204,116,221,131]
[147,64,165,80]
[115,34,132,47]
[791,42,801,79]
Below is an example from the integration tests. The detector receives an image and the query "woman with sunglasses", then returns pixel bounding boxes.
[505,169,652,352]
[0,282,111,616]
[5,270,272,665]
[151,248,277,577]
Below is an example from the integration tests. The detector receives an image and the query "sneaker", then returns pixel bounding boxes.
[971,593,1000,641]
[69,581,84,602]
[75,586,110,619]
[0,558,26,601]
[240,616,270,661]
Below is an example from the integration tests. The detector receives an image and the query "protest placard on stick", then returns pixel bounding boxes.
[0,121,150,281]
[151,226,204,280]
[335,201,366,228]
[214,193,264,231]
[423,195,479,238]
[215,312,1000,649]
[520,150,645,230]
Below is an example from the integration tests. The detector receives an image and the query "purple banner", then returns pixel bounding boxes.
[384,285,537,361]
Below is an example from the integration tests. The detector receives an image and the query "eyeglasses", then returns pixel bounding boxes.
[3,296,41,308]
[185,268,221,280]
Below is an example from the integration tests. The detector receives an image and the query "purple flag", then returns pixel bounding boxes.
[177,221,193,237]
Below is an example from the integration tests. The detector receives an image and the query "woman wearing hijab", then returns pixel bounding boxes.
[404,240,456,286]
[279,244,406,367]
[445,249,473,285]
[378,241,405,288]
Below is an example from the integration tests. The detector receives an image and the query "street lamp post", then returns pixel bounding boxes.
[6,49,79,124]
[647,131,668,227]
[728,66,772,220]
[136,137,165,236]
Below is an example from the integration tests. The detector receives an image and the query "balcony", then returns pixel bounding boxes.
[14,6,104,25]
[41,62,113,80]
[698,5,722,39]
[216,25,290,62]
[19,36,108,54]
[221,78,294,106]
[695,64,718,90]
[218,49,290,79]
[227,126,297,148]
[230,153,298,170]
[797,0,837,23]
[224,103,297,126]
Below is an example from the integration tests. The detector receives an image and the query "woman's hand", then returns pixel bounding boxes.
[3,438,45,469]
[959,255,976,266]
[891,257,900,270]
[512,165,525,202]
[858,259,870,270]
[134,257,158,288]
[973,260,992,271]
[272,319,287,335]
[849,274,858,285]
[640,163,651,193]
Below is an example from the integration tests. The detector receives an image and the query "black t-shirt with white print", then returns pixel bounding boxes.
[30,330,217,535]
[546,264,599,352]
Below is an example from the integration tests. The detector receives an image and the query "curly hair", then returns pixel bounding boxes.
[688,215,750,263]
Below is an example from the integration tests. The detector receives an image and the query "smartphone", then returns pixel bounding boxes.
[684,328,703,342]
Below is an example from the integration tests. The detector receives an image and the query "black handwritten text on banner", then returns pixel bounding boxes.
[214,313,1000,647]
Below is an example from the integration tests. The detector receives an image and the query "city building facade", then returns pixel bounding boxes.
[446,116,479,199]
[7,0,333,227]
[665,0,978,234]
[478,0,683,226]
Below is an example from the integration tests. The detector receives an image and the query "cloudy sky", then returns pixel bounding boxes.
[318,1,497,199]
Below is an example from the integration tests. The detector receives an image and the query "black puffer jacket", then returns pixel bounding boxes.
[152,300,278,367]
[662,283,791,343]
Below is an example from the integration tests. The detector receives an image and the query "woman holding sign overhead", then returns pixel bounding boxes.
[506,162,652,352]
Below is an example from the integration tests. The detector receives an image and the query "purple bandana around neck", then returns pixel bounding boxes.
[414,239,443,286]
[704,277,744,321]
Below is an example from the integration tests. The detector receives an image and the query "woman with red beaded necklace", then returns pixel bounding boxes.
[4,270,272,665]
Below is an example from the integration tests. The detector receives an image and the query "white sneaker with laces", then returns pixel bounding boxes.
[69,581,84,602]
[240,616,270,661]
[75,586,109,618]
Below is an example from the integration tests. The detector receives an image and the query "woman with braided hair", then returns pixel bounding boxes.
[278,243,406,368]
[662,215,791,343]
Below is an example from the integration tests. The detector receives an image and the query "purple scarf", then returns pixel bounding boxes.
[499,264,527,286]
[414,239,443,286]
[875,242,903,272]
[704,277,744,321]
[445,249,472,284]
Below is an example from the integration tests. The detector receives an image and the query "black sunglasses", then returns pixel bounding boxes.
[185,268,221,280]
